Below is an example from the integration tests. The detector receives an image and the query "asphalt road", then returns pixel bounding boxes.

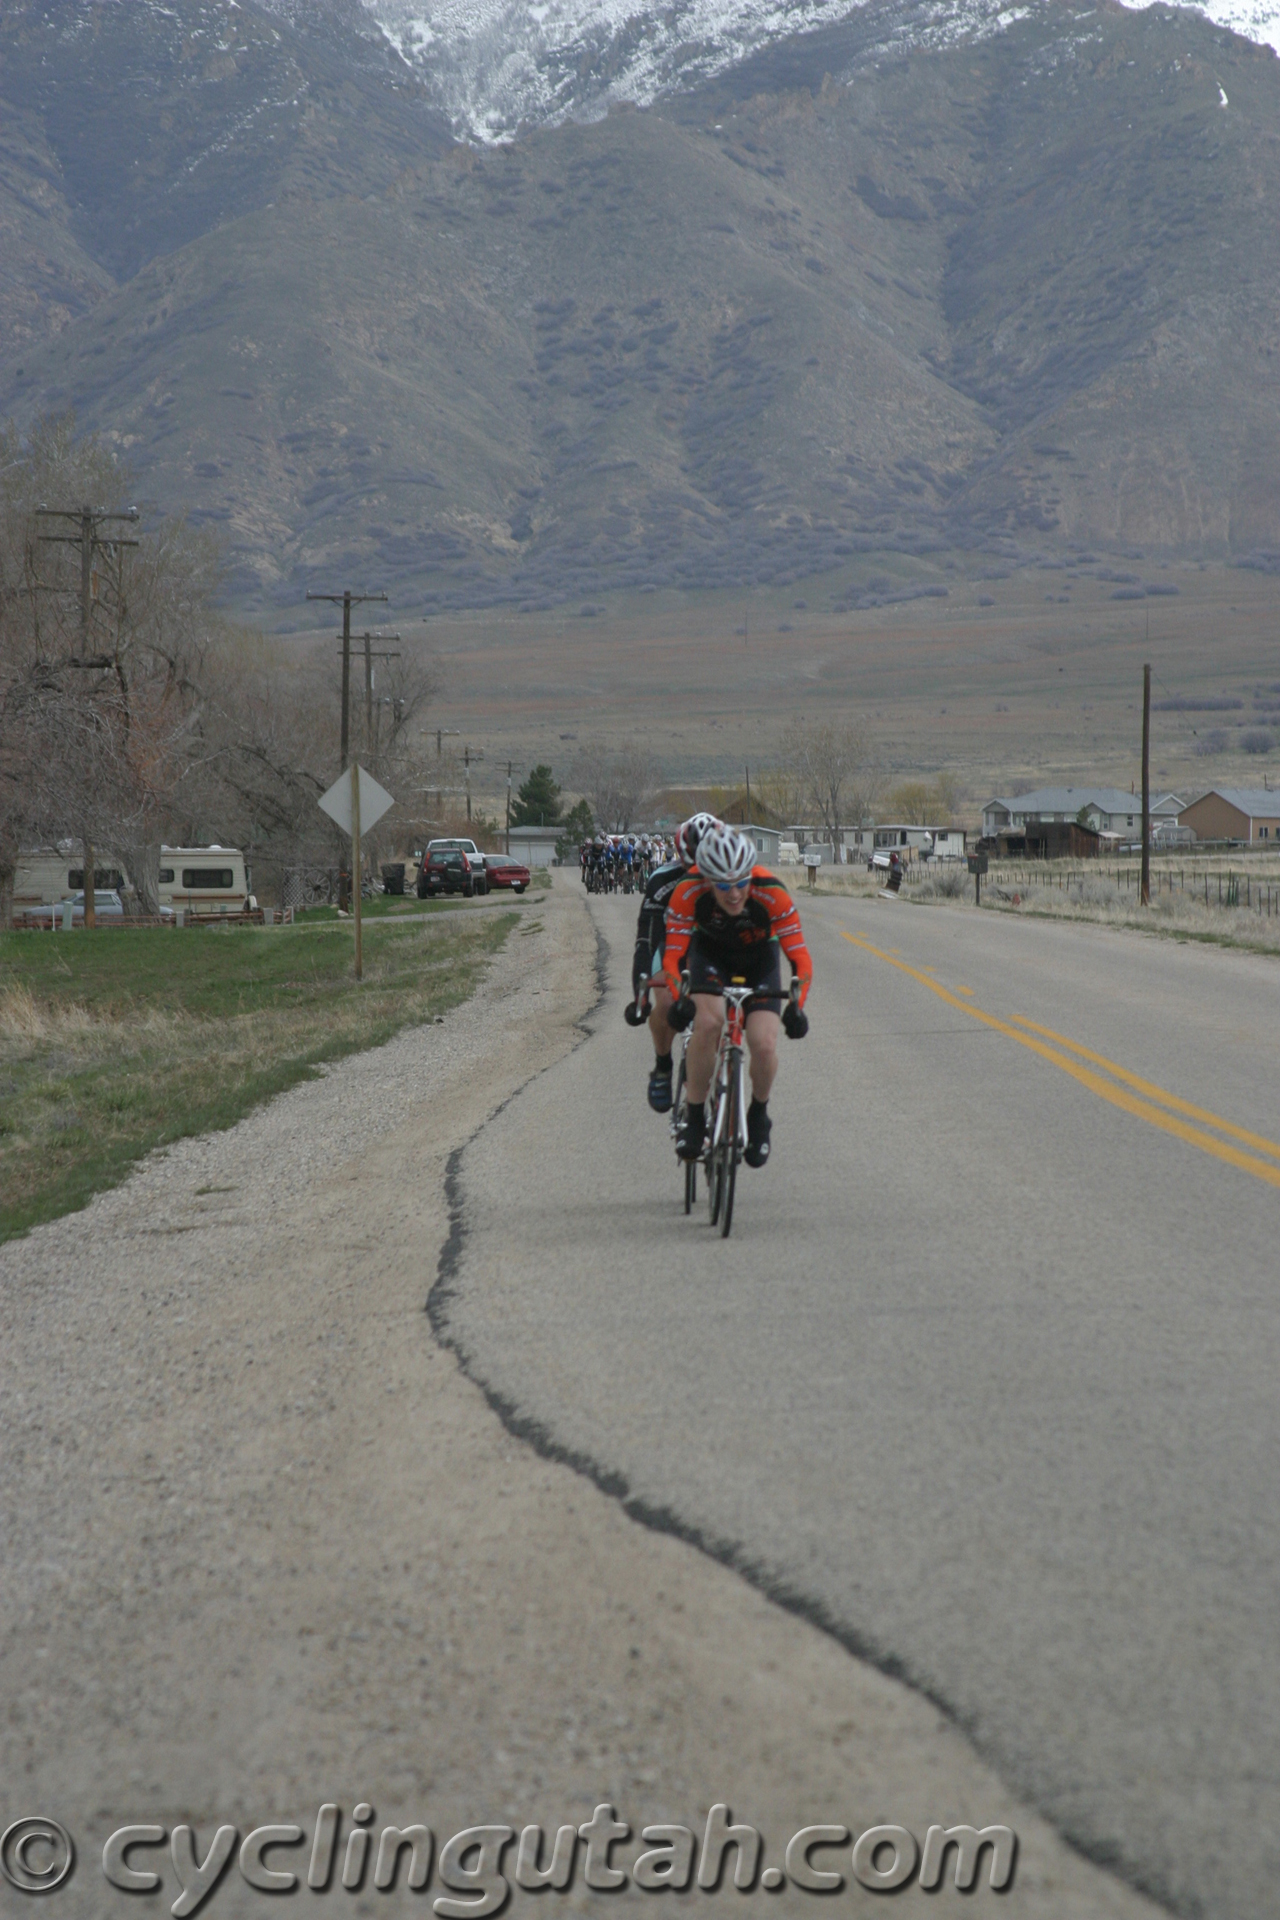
[439,879,1280,1920]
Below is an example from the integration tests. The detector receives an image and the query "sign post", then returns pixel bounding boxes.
[318,765,395,978]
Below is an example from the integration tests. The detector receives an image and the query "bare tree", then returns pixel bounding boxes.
[779,716,878,858]
[570,741,658,831]
[1,415,445,916]
[883,774,961,824]
[0,416,213,914]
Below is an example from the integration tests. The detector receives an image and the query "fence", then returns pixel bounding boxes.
[283,866,344,910]
[12,907,293,931]
[985,866,1280,917]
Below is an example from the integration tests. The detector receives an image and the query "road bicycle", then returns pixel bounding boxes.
[672,976,801,1237]
[670,977,752,1237]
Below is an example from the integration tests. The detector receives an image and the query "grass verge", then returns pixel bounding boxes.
[903,867,1280,956]
[0,905,517,1243]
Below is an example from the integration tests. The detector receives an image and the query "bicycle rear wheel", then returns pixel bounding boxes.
[718,1056,740,1238]
[673,1057,696,1213]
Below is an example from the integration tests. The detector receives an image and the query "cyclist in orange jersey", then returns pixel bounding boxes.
[664,822,811,1169]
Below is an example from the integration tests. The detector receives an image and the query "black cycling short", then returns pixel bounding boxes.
[685,932,784,1015]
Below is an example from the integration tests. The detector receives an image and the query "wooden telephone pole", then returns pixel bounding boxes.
[306,588,387,772]
[355,632,401,760]
[35,503,139,929]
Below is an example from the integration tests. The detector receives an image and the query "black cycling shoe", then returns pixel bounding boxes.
[676,1102,706,1162]
[744,1099,771,1168]
[648,1060,674,1113]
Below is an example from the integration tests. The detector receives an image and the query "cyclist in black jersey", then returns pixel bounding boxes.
[627,811,719,1112]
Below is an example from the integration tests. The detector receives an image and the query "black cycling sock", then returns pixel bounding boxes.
[686,1101,705,1121]
[749,1097,768,1120]
[653,1051,672,1071]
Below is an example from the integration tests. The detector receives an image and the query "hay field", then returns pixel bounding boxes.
[289,556,1280,819]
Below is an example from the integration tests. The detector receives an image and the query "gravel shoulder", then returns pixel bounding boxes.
[1,875,1165,1920]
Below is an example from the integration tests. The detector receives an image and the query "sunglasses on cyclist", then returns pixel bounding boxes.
[714,879,749,893]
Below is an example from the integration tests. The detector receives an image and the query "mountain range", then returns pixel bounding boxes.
[2,0,1279,617]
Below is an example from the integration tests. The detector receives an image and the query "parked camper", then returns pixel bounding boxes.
[157,847,251,917]
[13,848,128,913]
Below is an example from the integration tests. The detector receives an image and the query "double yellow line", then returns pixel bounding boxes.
[842,930,1280,1189]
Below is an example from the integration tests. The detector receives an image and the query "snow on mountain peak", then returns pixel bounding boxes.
[362,0,1280,140]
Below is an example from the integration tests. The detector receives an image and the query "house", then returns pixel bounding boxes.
[847,824,967,860]
[987,820,1103,860]
[980,787,1182,841]
[741,825,782,866]
[1178,789,1280,845]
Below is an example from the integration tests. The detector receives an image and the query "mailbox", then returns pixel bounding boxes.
[967,853,989,875]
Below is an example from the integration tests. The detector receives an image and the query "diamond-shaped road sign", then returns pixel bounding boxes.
[318,764,395,838]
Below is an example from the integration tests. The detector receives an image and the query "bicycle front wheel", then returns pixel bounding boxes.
[707,1079,723,1227]
[718,1055,740,1239]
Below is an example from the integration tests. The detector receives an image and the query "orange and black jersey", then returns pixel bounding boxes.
[663,866,812,1007]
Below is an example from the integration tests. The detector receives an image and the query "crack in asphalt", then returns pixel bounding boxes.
[424,891,1180,1920]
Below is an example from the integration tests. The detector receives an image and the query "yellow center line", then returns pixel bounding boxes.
[841,931,1280,1190]
[1008,1013,1280,1163]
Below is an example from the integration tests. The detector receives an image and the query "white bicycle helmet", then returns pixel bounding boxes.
[674,811,719,866]
[696,822,756,885]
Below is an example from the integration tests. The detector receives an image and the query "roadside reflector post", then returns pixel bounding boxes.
[318,764,396,979]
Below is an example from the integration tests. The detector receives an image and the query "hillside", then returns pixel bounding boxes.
[1,0,1279,615]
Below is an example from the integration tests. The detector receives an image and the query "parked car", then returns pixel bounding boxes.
[23,889,127,925]
[417,849,488,898]
[482,854,530,894]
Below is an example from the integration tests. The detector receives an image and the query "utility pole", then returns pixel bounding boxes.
[506,761,513,855]
[340,632,400,761]
[464,744,471,824]
[36,503,140,930]
[352,758,363,980]
[745,762,752,823]
[1141,661,1151,907]
[306,588,387,772]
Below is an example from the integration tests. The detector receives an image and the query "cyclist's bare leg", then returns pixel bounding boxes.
[684,993,726,1102]
[744,1008,781,1102]
[649,979,676,1058]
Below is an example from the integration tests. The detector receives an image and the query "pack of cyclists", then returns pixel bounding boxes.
[621,811,811,1173]
[580,832,670,894]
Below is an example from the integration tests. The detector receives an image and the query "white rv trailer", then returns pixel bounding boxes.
[13,844,250,918]
[13,848,129,912]
[157,847,251,916]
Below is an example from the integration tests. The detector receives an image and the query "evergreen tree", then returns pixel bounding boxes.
[511,764,562,827]
[555,797,594,861]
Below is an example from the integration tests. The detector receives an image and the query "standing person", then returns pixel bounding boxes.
[628,812,719,1112]
[664,823,811,1168]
